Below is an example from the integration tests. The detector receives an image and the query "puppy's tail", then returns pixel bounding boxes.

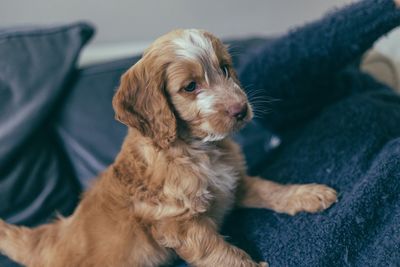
[0,218,46,266]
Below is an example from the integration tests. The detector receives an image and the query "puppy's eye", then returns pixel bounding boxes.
[184,81,197,92]
[221,65,230,78]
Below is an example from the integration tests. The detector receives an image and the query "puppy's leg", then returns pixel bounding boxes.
[152,217,267,267]
[237,176,337,215]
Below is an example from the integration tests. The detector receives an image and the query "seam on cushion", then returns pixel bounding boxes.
[77,57,140,76]
[78,66,132,77]
[0,21,94,40]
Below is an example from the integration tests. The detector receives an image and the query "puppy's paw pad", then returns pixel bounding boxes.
[286,184,337,215]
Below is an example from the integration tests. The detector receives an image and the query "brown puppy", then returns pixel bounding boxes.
[0,29,337,267]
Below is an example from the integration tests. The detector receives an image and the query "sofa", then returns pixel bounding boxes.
[1,3,400,263]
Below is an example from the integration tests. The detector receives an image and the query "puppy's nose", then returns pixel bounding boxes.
[228,103,248,120]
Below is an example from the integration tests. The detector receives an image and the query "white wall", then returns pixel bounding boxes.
[1,0,352,46]
[4,0,400,68]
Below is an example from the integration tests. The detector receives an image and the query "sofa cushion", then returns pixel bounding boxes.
[55,57,137,187]
[0,23,93,227]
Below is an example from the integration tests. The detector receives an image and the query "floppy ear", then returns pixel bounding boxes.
[112,59,177,149]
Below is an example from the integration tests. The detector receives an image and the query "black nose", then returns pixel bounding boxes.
[228,103,248,120]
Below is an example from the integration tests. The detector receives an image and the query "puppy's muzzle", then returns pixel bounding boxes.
[228,103,248,121]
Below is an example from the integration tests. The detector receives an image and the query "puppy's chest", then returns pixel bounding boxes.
[205,159,238,197]
[195,150,241,222]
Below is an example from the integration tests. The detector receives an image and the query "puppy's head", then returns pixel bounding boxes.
[113,29,252,149]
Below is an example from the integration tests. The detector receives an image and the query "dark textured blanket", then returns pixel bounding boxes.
[210,1,400,266]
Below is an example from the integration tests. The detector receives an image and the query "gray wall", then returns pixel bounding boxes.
[2,0,352,46]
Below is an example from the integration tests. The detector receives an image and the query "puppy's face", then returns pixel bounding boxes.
[113,29,252,148]
[165,30,253,142]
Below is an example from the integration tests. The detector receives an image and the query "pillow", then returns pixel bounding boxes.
[0,22,93,224]
[55,57,137,187]
[0,22,94,267]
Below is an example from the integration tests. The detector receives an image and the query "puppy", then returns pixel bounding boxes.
[0,29,337,267]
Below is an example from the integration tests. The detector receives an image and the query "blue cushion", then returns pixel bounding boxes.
[0,22,93,267]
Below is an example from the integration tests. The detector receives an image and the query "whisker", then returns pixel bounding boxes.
[245,87,282,99]
[254,112,270,116]
[252,108,271,113]
[251,104,272,110]
[252,104,270,109]
[242,83,255,91]
[250,101,274,106]
[247,94,270,101]
[247,92,277,100]
[246,92,265,99]
[249,101,278,106]
[251,107,272,113]
[228,51,242,57]
[248,93,281,101]
[249,99,281,105]
[250,103,272,108]
[249,97,277,101]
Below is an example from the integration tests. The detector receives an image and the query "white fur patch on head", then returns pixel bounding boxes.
[173,29,214,60]
[197,91,216,115]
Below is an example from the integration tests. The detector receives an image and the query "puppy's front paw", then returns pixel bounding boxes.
[283,183,337,216]
[258,261,269,267]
